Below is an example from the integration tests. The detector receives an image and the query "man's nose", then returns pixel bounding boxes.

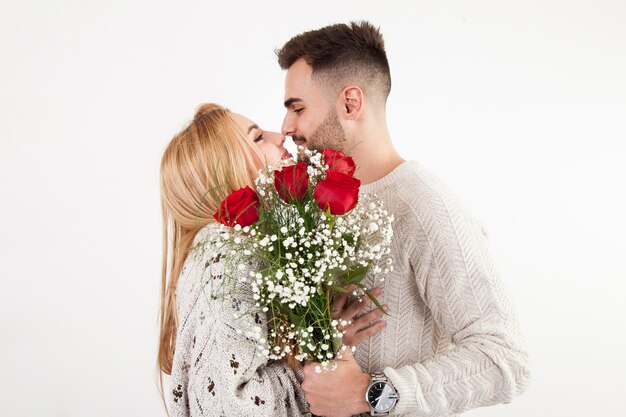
[281,113,295,137]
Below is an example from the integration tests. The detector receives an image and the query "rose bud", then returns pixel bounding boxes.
[321,148,356,177]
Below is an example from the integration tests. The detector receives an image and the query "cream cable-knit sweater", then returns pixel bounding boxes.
[168,225,310,417]
[169,160,530,417]
[354,161,531,416]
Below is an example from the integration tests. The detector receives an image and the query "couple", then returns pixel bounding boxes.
[157,21,531,417]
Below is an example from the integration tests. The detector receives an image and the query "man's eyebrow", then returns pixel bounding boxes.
[284,98,303,108]
[247,124,259,134]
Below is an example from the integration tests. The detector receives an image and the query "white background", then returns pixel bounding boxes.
[1,1,625,416]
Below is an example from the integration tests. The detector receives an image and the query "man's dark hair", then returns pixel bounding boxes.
[276,21,391,103]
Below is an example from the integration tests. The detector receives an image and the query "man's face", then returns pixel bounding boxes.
[281,59,348,152]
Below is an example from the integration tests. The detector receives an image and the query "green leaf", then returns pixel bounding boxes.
[356,283,389,315]
[325,207,335,229]
[328,284,349,293]
[275,303,292,318]
[337,265,370,285]
[288,310,305,328]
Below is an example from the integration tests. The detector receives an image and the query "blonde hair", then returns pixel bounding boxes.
[158,103,263,385]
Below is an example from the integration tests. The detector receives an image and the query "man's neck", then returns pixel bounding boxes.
[349,127,405,185]
[353,150,405,185]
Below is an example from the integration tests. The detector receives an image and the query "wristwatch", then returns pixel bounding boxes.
[365,372,399,416]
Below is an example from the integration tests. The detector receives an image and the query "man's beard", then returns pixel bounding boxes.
[306,107,348,152]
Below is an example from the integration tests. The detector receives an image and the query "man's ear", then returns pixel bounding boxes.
[340,86,364,120]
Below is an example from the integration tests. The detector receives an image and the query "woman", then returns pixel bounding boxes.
[158,103,384,416]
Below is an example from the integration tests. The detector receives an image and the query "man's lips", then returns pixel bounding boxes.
[292,137,306,147]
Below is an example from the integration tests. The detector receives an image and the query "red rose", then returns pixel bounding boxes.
[213,186,259,227]
[322,148,356,177]
[274,162,309,203]
[314,170,361,215]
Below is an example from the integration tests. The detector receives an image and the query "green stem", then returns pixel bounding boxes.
[327,285,343,354]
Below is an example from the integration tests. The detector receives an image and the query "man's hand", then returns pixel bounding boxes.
[302,348,370,417]
[331,286,388,346]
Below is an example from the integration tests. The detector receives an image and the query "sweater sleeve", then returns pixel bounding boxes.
[169,243,310,417]
[383,189,531,416]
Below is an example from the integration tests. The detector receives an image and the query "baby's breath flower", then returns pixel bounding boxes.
[212,148,393,369]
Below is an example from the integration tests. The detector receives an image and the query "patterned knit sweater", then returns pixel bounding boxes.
[354,161,531,416]
[168,225,310,417]
[169,161,530,417]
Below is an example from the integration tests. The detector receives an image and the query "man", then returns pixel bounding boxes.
[276,21,531,417]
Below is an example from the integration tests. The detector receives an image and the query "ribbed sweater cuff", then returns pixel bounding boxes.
[384,365,423,416]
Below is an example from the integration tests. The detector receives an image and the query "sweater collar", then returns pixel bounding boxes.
[360,161,418,194]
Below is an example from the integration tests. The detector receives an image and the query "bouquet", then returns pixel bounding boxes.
[213,148,393,371]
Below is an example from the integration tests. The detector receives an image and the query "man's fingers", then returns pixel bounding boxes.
[351,305,387,331]
[348,320,386,345]
[305,393,324,415]
[342,296,371,320]
[330,286,354,318]
[340,287,382,320]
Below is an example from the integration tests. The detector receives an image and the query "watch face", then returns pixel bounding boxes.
[367,381,397,412]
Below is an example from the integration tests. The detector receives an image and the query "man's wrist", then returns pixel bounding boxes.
[352,371,371,414]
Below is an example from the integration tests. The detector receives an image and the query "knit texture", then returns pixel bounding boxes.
[168,225,310,417]
[355,161,531,416]
[168,161,530,417]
